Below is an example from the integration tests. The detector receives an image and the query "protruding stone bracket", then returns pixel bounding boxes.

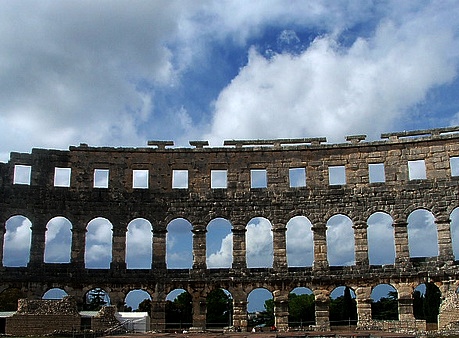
[346,134,366,144]
[223,137,327,148]
[147,141,174,149]
[189,141,209,149]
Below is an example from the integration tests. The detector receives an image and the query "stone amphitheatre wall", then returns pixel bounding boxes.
[1,126,459,332]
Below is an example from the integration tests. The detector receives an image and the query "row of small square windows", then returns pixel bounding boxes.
[12,157,459,189]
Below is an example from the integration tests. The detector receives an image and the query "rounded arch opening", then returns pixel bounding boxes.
[42,288,68,300]
[326,215,355,266]
[206,218,233,268]
[367,212,395,265]
[85,217,113,269]
[205,288,233,328]
[247,288,273,329]
[407,209,438,258]
[126,218,152,269]
[84,287,110,311]
[329,286,357,326]
[166,218,193,269]
[413,282,441,323]
[124,289,152,312]
[370,284,398,320]
[246,217,273,268]
[3,215,32,267]
[0,288,25,311]
[165,289,192,329]
[450,208,459,259]
[45,217,72,263]
[288,287,315,328]
[286,216,313,267]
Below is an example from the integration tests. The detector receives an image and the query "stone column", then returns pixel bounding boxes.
[273,289,289,331]
[110,226,126,270]
[312,222,328,270]
[436,215,454,261]
[272,225,287,271]
[71,225,86,268]
[232,299,248,331]
[152,228,167,270]
[191,293,206,329]
[192,224,207,270]
[353,220,369,266]
[28,218,46,267]
[397,283,415,322]
[355,286,372,329]
[232,226,247,269]
[314,289,330,330]
[150,300,166,331]
[393,220,410,266]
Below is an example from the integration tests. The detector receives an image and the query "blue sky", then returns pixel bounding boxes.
[2,0,459,312]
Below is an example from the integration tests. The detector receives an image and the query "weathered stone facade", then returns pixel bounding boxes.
[1,126,459,333]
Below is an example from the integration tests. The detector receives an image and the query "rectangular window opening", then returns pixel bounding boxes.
[54,167,71,187]
[172,169,188,189]
[133,169,149,189]
[94,169,109,188]
[211,170,227,189]
[13,165,31,185]
[289,167,306,188]
[408,159,426,180]
[369,163,385,183]
[251,169,267,188]
[329,165,346,185]
[450,156,459,177]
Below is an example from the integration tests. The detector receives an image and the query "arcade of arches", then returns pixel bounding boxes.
[2,127,459,332]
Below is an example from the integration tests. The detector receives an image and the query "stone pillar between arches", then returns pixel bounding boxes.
[150,300,166,331]
[0,222,4,267]
[192,225,207,270]
[71,226,86,268]
[191,294,206,329]
[152,228,167,270]
[272,226,287,271]
[436,216,454,261]
[393,220,410,267]
[273,289,289,331]
[314,289,330,330]
[232,226,247,270]
[355,286,372,329]
[353,221,369,266]
[232,299,248,331]
[312,223,328,270]
[110,227,126,270]
[28,220,46,267]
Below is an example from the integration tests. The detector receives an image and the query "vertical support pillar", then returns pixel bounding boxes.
[273,290,289,331]
[355,286,372,329]
[152,228,167,270]
[436,215,454,261]
[232,299,248,331]
[393,220,410,266]
[397,283,416,323]
[232,226,247,269]
[192,224,207,270]
[314,289,330,330]
[71,224,86,268]
[272,225,287,271]
[28,218,46,267]
[312,222,329,270]
[191,294,206,329]
[353,220,369,266]
[150,300,166,331]
[111,226,126,270]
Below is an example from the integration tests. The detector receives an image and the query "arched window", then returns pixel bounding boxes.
[43,288,68,300]
[289,287,315,327]
[206,288,233,328]
[85,217,113,269]
[45,217,72,263]
[206,218,233,268]
[124,289,151,312]
[3,215,32,267]
[165,289,192,329]
[370,284,398,320]
[367,212,395,265]
[286,216,313,267]
[126,218,152,269]
[327,214,354,266]
[407,209,438,257]
[166,218,193,269]
[246,217,273,268]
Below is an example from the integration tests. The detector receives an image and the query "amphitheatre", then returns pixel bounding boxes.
[2,126,459,335]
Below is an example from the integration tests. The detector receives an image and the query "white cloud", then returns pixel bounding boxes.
[126,219,152,269]
[326,215,355,266]
[204,2,459,144]
[246,218,273,268]
[367,212,395,265]
[407,209,438,257]
[3,216,32,266]
[286,216,313,267]
[207,233,233,268]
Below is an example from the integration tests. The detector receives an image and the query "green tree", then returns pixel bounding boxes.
[137,298,151,313]
[371,291,398,320]
[85,288,108,310]
[165,291,192,329]
[288,293,315,327]
[206,289,232,328]
[329,287,357,326]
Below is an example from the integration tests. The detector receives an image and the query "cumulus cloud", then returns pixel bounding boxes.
[407,209,438,257]
[44,217,72,263]
[126,219,153,269]
[367,213,395,265]
[286,216,314,267]
[204,2,459,144]
[326,215,355,266]
[3,216,32,266]
[207,233,233,268]
[246,218,273,268]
